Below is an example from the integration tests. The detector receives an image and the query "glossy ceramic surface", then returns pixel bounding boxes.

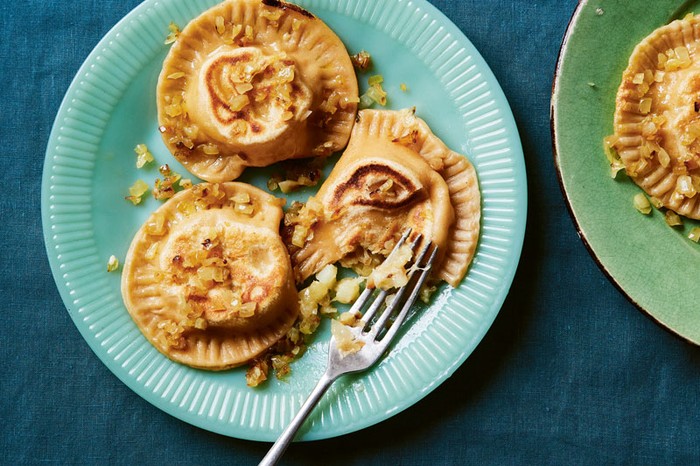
[43,0,526,440]
[552,0,700,344]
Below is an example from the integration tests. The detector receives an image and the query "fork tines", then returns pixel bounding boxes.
[259,231,438,466]
[350,230,438,345]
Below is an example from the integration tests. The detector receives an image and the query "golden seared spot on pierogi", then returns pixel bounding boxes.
[121,182,298,370]
[157,0,358,182]
[612,14,700,218]
[284,108,481,288]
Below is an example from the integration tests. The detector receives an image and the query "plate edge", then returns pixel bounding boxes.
[549,0,700,346]
[40,0,532,442]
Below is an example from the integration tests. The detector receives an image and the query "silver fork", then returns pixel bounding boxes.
[259,229,438,466]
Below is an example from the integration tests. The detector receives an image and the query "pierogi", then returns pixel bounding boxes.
[121,182,298,370]
[286,109,481,288]
[612,14,700,218]
[157,0,358,182]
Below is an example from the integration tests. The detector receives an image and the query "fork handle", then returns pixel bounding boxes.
[259,371,336,466]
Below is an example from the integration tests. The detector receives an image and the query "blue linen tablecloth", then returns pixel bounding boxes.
[3,0,700,464]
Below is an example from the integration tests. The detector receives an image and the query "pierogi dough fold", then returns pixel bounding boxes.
[157,0,358,182]
[286,109,481,288]
[121,182,298,370]
[613,14,700,218]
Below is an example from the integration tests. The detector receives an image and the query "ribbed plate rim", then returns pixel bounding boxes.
[42,0,526,441]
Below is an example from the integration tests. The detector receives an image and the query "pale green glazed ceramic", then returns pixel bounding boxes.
[42,0,526,440]
[553,0,700,343]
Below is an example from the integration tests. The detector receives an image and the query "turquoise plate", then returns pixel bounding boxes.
[42,0,526,441]
[552,0,700,344]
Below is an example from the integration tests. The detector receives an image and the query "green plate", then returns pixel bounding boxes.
[552,0,700,344]
[42,0,526,440]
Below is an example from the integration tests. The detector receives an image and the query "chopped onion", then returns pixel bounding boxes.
[260,9,283,21]
[235,202,254,215]
[230,192,250,204]
[603,135,625,178]
[331,319,364,356]
[134,144,154,168]
[649,196,664,209]
[419,283,438,304]
[358,93,374,109]
[633,193,652,215]
[201,143,220,155]
[316,264,337,289]
[365,83,387,106]
[106,255,119,272]
[333,277,363,304]
[368,74,384,86]
[368,244,412,290]
[639,98,652,114]
[239,302,256,317]
[144,212,168,236]
[676,175,697,198]
[245,361,268,387]
[689,227,700,243]
[125,179,149,205]
[164,22,180,45]
[228,94,250,112]
[351,50,372,70]
[665,210,683,227]
[291,224,309,248]
[338,310,361,326]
